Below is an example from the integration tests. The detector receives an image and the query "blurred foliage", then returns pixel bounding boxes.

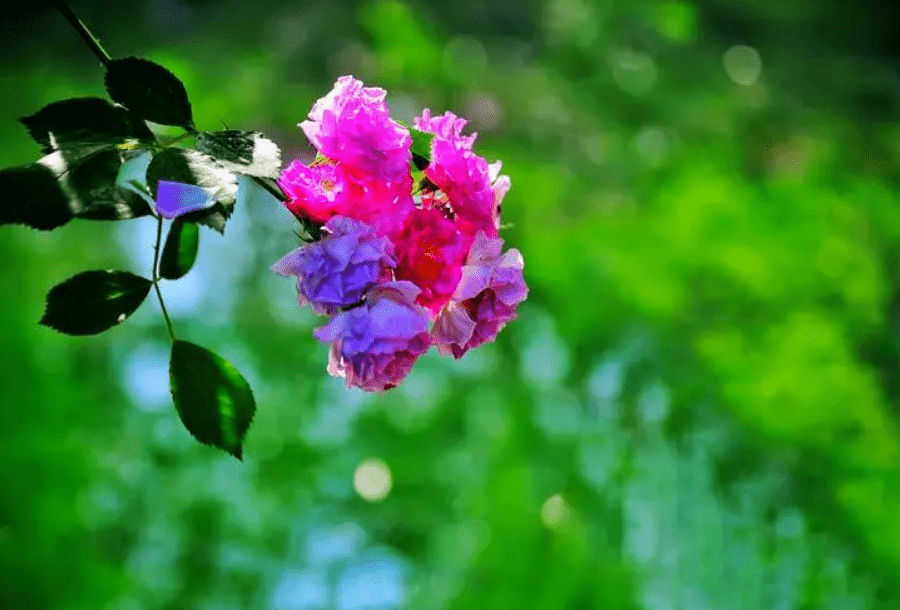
[3,0,900,608]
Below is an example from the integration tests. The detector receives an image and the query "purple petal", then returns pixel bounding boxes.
[314,314,346,343]
[270,246,309,277]
[155,180,215,219]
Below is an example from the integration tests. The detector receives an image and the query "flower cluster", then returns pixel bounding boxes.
[273,76,527,392]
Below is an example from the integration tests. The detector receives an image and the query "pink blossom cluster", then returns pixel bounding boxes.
[273,76,527,392]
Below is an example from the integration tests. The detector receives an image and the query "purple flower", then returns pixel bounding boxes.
[432,233,528,359]
[300,76,412,185]
[271,216,395,315]
[314,281,432,392]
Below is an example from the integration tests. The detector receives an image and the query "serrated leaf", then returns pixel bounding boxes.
[196,130,282,178]
[160,218,199,280]
[146,148,237,232]
[105,57,194,129]
[19,97,154,154]
[36,147,153,221]
[409,127,434,171]
[0,164,73,230]
[40,270,152,335]
[67,148,153,220]
[169,340,256,459]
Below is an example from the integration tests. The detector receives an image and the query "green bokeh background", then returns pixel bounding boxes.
[3,0,900,608]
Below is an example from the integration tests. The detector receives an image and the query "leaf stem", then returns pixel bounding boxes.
[152,215,177,342]
[52,1,112,67]
[252,175,286,202]
[54,1,178,341]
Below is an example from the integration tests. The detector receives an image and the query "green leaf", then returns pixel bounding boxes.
[37,147,153,221]
[146,148,238,233]
[0,146,153,230]
[40,270,152,335]
[409,127,434,171]
[169,340,256,459]
[105,57,194,129]
[19,97,154,154]
[0,164,73,230]
[66,148,154,220]
[160,218,199,280]
[196,130,282,178]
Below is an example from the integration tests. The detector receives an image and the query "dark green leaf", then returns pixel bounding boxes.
[25,147,153,222]
[105,57,194,129]
[67,148,153,220]
[196,130,282,178]
[169,340,256,459]
[0,164,73,230]
[40,270,152,335]
[146,148,237,233]
[19,97,154,154]
[409,127,434,171]
[160,218,199,280]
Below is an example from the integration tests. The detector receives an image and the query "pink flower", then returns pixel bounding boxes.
[342,171,415,237]
[274,78,527,392]
[278,159,349,224]
[392,207,467,314]
[432,233,528,359]
[300,76,412,185]
[414,110,506,239]
[278,158,414,233]
[415,109,476,150]
[314,281,431,392]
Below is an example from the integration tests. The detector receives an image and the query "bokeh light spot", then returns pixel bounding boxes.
[540,494,570,527]
[612,50,657,96]
[723,45,762,85]
[354,459,393,502]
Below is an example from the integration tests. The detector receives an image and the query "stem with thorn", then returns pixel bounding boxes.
[55,0,179,341]
[55,0,290,342]
[152,215,177,342]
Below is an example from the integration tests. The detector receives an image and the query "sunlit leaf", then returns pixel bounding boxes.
[105,57,194,129]
[169,340,256,459]
[66,148,154,220]
[34,147,153,221]
[196,130,282,178]
[40,270,152,335]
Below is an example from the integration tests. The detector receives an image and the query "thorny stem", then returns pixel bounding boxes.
[254,175,287,202]
[57,0,294,342]
[53,1,111,67]
[152,215,177,342]
[56,0,291,212]
[56,0,178,342]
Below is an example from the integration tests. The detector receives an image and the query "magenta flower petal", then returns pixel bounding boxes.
[392,207,467,314]
[299,76,412,184]
[276,78,527,390]
[277,160,349,224]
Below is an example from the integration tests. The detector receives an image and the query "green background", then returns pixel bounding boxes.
[3,0,900,608]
